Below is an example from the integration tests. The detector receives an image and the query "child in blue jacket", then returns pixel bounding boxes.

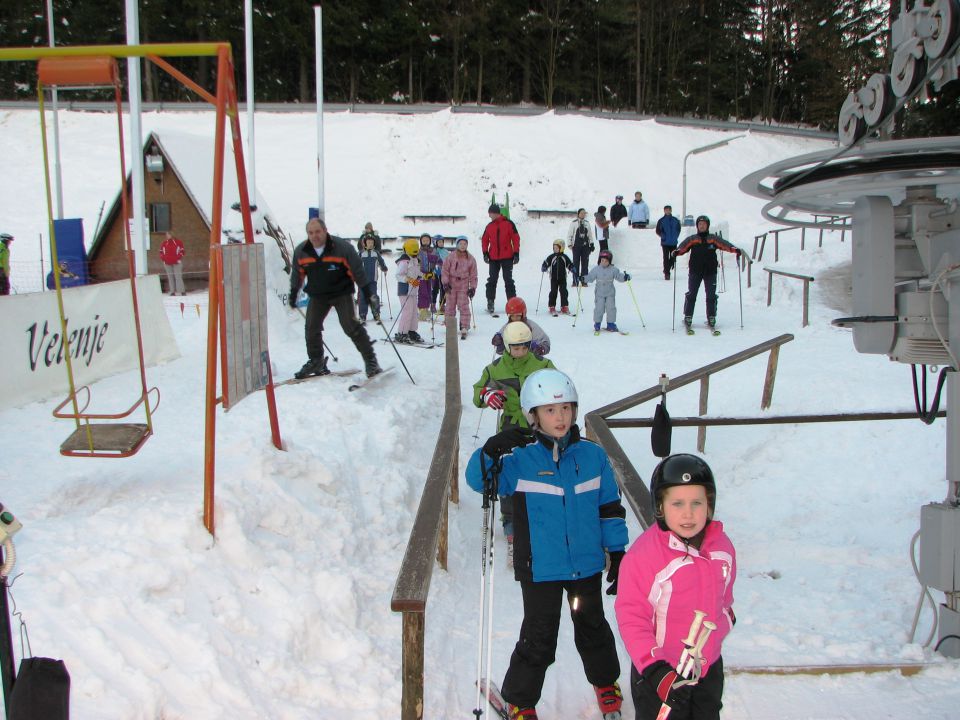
[466,369,628,720]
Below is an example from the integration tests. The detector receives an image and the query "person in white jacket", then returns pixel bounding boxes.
[628,191,650,228]
[567,208,595,286]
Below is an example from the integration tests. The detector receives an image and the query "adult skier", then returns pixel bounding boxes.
[567,208,595,286]
[672,215,741,331]
[655,205,682,281]
[481,203,521,314]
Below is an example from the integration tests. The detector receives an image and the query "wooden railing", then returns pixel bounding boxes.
[390,319,462,720]
[584,334,795,528]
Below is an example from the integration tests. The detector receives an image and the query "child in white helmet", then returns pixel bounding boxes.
[466,368,628,720]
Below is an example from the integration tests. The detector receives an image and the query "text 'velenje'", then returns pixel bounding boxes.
[26,315,109,371]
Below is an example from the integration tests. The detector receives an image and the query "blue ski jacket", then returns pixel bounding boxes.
[466,427,628,583]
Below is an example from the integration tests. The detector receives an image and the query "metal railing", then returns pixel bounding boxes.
[390,319,462,720]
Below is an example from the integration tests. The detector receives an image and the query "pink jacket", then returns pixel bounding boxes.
[442,250,478,292]
[614,521,736,677]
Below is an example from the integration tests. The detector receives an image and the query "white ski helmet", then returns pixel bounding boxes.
[503,321,532,346]
[520,368,579,422]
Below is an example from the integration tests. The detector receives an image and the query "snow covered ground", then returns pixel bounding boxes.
[1,107,958,719]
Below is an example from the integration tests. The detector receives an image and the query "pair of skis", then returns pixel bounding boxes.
[594,327,630,336]
[476,678,621,720]
[686,323,721,337]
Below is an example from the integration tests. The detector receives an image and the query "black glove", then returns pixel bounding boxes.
[512,252,519,265]
[483,251,490,264]
[368,294,381,321]
[541,262,548,272]
[623,273,631,282]
[468,288,475,299]
[288,291,298,309]
[642,661,692,706]
[482,427,534,459]
[605,550,624,595]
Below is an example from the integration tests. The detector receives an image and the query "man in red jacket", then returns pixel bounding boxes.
[159,231,186,296]
[480,203,520,314]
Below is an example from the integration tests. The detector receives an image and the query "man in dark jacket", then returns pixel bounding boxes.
[481,203,521,314]
[609,195,628,227]
[672,215,740,330]
[654,205,682,280]
[289,217,382,378]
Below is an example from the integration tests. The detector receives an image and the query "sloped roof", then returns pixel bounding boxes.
[90,129,265,255]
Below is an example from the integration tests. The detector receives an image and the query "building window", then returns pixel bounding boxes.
[150,203,171,233]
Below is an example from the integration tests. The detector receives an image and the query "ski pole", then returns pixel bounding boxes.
[572,283,584,328]
[470,295,477,329]
[296,306,340,362]
[384,271,394,319]
[737,253,744,329]
[718,253,727,293]
[535,271,545,314]
[372,315,416,384]
[473,453,502,720]
[626,279,646,328]
[386,292,413,338]
[656,616,716,720]
[671,257,678,333]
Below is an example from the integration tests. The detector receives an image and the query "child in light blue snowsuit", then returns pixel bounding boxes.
[583,250,630,332]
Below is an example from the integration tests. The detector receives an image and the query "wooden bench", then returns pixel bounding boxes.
[764,266,815,327]
[526,208,580,220]
[402,214,466,224]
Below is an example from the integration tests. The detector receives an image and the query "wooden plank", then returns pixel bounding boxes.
[761,345,780,410]
[61,423,150,455]
[764,266,815,282]
[400,612,425,720]
[728,663,927,677]
[697,375,709,453]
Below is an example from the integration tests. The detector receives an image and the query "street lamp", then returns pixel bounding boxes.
[682,134,746,221]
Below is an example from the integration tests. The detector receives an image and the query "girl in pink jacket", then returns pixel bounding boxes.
[441,236,478,339]
[614,454,736,720]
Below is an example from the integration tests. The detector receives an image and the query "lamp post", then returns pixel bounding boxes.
[682,134,745,221]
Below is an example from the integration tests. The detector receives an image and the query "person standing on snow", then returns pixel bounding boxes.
[610,195,628,227]
[567,208,595,287]
[595,206,612,252]
[491,296,551,358]
[394,238,425,344]
[672,215,740,331]
[356,221,382,254]
[417,233,441,319]
[288,217,382,379]
[433,235,451,311]
[441,236,478,340]
[628,191,650,229]
[583,249,631,334]
[615,454,736,720]
[357,234,387,323]
[466,369,628,720]
[0,233,13,296]
[655,205,682,281]
[159,231,186,296]
[541,239,574,316]
[481,203,521,314]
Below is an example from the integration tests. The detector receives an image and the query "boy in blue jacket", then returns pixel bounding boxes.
[467,369,628,720]
[358,234,387,322]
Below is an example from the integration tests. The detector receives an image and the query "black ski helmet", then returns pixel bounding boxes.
[650,453,716,529]
[696,215,710,230]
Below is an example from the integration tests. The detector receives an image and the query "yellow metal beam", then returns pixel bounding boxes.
[0,43,228,62]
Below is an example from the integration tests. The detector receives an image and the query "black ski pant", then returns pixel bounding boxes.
[305,292,377,365]
[661,246,676,278]
[548,275,569,308]
[682,268,718,320]
[630,656,724,720]
[572,245,591,284]
[501,573,619,709]
[485,258,516,303]
[599,237,609,252]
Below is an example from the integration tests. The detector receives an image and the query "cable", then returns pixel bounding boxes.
[929,262,960,371]
[911,364,951,425]
[907,529,938,648]
[933,635,960,652]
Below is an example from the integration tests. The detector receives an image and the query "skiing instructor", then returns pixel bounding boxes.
[481,203,520,314]
[289,217,383,380]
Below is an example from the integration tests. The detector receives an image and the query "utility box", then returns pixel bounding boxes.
[919,502,960,592]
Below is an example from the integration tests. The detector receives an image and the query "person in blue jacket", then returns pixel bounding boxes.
[466,369,628,720]
[655,205,682,280]
[358,234,387,322]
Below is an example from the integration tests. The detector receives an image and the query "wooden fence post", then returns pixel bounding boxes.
[761,346,781,410]
[401,612,425,720]
[697,375,710,452]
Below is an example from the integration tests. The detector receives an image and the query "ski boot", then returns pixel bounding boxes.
[487,300,495,314]
[594,322,601,332]
[549,306,557,316]
[408,330,424,344]
[594,682,623,719]
[606,322,619,333]
[708,316,717,328]
[294,357,330,380]
[664,271,670,280]
[364,356,383,378]
[394,332,410,344]
[560,306,570,315]
[507,706,538,719]
[460,327,468,341]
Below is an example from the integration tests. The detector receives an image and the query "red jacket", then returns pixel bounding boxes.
[159,236,185,265]
[481,215,520,261]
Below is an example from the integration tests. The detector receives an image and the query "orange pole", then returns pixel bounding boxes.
[202,251,219,536]
[146,55,217,105]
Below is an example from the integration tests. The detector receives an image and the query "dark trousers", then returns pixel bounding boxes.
[357,281,377,319]
[501,573,620,709]
[571,246,590,284]
[305,292,376,364]
[0,270,8,295]
[485,258,516,302]
[599,237,609,252]
[548,275,569,308]
[630,657,724,720]
[662,246,676,277]
[683,269,718,319]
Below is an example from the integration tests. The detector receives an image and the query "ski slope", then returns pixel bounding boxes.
[1,108,958,718]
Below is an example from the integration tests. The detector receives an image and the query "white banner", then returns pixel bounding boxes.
[0,275,180,410]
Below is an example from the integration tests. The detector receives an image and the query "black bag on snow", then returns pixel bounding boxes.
[9,657,70,720]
